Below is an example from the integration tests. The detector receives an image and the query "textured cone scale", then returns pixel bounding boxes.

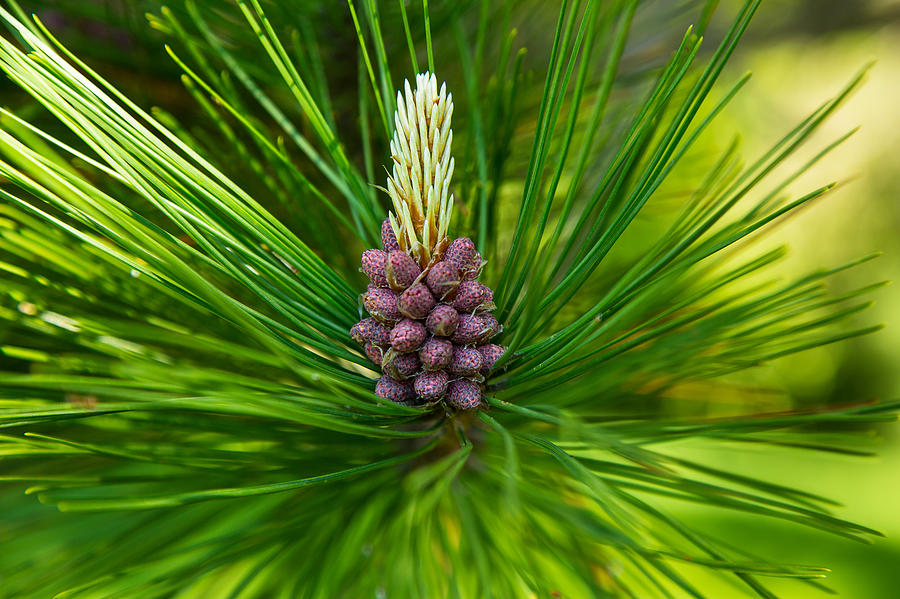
[351,318,391,346]
[375,374,415,404]
[381,218,400,252]
[452,280,491,312]
[461,252,483,281]
[446,379,481,410]
[363,288,402,323]
[398,283,436,319]
[452,313,488,345]
[477,344,505,374]
[364,343,384,366]
[350,317,378,345]
[445,237,476,271]
[477,313,500,343]
[418,337,453,371]
[386,250,421,291]
[414,370,449,401]
[370,322,391,346]
[425,261,460,300]
[449,345,484,377]
[390,318,427,352]
[391,353,421,379]
[361,249,388,287]
[425,304,459,337]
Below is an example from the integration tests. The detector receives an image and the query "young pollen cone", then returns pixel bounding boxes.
[386,72,455,269]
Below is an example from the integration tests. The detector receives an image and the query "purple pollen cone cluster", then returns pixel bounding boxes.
[353,221,506,409]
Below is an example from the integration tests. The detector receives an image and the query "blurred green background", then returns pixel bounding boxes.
[2,0,898,596]
[669,1,900,596]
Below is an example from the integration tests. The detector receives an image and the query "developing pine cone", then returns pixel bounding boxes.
[353,73,506,410]
[353,226,505,410]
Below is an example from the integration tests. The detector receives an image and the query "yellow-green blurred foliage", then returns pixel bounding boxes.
[665,1,900,596]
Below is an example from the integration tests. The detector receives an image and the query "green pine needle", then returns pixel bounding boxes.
[0,1,893,597]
